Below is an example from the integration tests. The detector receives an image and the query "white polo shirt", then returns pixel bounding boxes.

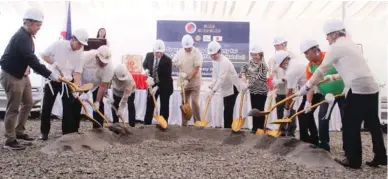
[41,40,83,80]
[112,74,136,110]
[211,54,241,97]
[285,59,308,90]
[80,50,114,88]
[173,47,203,89]
[310,37,378,94]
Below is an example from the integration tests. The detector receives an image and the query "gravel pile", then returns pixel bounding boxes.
[0,120,387,179]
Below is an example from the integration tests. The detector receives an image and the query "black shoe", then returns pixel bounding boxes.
[38,134,48,141]
[16,134,34,141]
[334,158,361,169]
[318,143,331,152]
[129,123,135,127]
[366,157,387,167]
[3,140,26,150]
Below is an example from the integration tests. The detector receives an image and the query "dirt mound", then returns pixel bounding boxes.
[40,128,117,155]
[40,125,343,170]
[254,135,277,149]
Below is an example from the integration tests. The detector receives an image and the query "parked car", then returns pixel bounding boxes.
[0,69,44,119]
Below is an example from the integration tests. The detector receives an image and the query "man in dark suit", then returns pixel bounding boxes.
[143,39,173,125]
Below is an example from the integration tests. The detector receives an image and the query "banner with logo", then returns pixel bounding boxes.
[157,20,250,77]
[122,54,143,74]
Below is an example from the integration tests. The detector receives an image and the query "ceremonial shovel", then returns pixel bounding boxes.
[231,92,246,132]
[271,94,345,125]
[194,96,211,127]
[148,85,168,129]
[248,79,329,117]
[179,77,193,121]
[55,67,102,127]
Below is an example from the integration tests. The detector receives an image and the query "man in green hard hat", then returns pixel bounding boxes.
[300,39,345,152]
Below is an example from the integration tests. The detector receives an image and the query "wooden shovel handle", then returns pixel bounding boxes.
[148,85,160,115]
[180,77,187,104]
[238,92,245,118]
[111,105,127,127]
[201,96,211,120]
[77,98,102,127]
[267,79,328,113]
[85,99,111,126]
[268,94,297,112]
[289,93,344,121]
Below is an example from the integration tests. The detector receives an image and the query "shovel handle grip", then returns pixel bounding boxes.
[56,66,78,92]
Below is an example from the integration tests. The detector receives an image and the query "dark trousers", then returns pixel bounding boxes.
[112,93,136,127]
[276,94,296,136]
[250,93,267,132]
[144,89,171,125]
[318,95,345,151]
[343,89,386,167]
[92,87,105,128]
[223,86,239,128]
[298,94,320,145]
[40,81,81,135]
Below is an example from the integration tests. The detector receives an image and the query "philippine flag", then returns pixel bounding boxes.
[60,1,72,40]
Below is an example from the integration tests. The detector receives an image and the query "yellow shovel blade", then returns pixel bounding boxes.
[256,129,265,135]
[78,83,94,91]
[266,130,281,137]
[231,118,245,132]
[154,115,168,129]
[238,118,246,129]
[271,119,292,124]
[180,104,193,121]
[194,120,209,127]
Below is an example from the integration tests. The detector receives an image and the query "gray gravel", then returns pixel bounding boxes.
[0,119,387,179]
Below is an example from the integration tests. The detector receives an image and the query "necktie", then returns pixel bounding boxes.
[153,58,159,83]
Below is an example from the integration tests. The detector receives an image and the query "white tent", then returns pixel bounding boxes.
[0,0,387,93]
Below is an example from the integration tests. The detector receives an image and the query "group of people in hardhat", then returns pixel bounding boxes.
[269,19,386,169]
[0,8,136,151]
[0,7,386,169]
[143,17,387,169]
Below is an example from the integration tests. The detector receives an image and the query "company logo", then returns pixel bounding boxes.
[185,22,197,34]
[195,35,201,41]
[203,35,211,42]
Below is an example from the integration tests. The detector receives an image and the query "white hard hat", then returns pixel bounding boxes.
[250,44,263,53]
[323,19,345,35]
[300,39,319,53]
[97,45,111,64]
[23,8,44,22]
[181,34,194,48]
[73,28,89,45]
[274,50,289,67]
[114,64,129,81]
[273,36,287,45]
[207,41,221,55]
[154,39,166,53]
